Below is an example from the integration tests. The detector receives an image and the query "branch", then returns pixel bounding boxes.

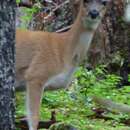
[56,25,72,33]
[92,96,130,114]
[17,2,33,8]
[52,0,69,12]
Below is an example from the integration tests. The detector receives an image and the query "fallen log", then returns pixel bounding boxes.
[92,96,130,114]
[15,111,57,130]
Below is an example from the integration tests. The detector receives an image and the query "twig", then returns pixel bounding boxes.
[43,0,69,21]
[56,25,72,33]
[52,0,69,12]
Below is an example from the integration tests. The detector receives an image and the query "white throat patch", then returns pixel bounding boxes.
[79,32,93,48]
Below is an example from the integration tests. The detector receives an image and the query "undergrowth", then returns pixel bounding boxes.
[16,66,130,130]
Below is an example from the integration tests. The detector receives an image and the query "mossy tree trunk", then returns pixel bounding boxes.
[0,1,16,130]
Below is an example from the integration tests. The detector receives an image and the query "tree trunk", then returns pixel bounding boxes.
[0,1,16,130]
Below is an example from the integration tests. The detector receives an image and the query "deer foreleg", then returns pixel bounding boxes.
[26,80,43,130]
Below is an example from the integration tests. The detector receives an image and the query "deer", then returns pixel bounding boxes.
[16,0,111,130]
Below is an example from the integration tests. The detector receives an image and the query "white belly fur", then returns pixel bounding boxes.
[44,68,77,90]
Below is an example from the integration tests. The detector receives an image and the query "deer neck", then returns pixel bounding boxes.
[68,3,102,51]
[65,0,103,67]
[68,0,85,49]
[79,16,102,45]
[68,14,98,52]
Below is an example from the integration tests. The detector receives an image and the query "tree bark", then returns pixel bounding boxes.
[0,1,16,130]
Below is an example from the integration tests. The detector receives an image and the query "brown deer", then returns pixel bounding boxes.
[16,0,111,130]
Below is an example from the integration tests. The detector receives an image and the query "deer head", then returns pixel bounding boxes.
[82,0,111,30]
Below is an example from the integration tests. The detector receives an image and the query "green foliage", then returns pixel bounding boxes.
[21,7,37,26]
[74,66,121,97]
[49,122,77,130]
[16,66,130,130]
[16,0,20,4]
[16,0,41,28]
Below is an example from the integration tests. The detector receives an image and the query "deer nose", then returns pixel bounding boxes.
[89,10,99,19]
[102,0,108,6]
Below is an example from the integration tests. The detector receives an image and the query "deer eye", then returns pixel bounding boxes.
[84,0,90,3]
[101,0,108,5]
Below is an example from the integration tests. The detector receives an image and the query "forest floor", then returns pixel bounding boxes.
[16,67,130,130]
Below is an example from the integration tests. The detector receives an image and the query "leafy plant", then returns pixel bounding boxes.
[16,66,130,130]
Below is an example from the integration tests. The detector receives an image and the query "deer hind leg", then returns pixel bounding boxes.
[26,80,43,130]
